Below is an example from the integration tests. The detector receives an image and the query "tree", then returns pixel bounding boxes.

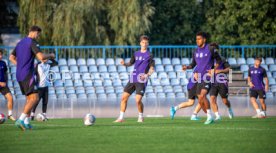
[204,0,276,45]
[17,0,57,45]
[149,0,208,45]
[52,0,110,46]
[108,0,155,45]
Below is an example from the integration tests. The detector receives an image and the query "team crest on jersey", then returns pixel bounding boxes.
[251,71,253,74]
[200,53,203,58]
[205,53,208,56]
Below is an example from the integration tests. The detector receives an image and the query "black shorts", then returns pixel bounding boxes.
[0,86,11,96]
[188,84,197,100]
[250,89,266,99]
[18,72,38,96]
[123,82,146,96]
[196,82,211,95]
[210,83,229,98]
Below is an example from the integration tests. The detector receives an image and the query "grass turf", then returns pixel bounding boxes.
[1,117,276,153]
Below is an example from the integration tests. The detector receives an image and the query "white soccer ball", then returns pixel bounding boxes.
[83,113,96,126]
[36,113,46,122]
[0,113,6,124]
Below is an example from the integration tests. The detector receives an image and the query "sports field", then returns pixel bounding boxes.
[1,117,276,153]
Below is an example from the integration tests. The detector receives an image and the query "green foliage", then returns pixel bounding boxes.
[17,0,276,45]
[204,0,276,45]
[17,0,57,45]
[17,0,155,46]
[150,0,208,45]
[108,0,155,45]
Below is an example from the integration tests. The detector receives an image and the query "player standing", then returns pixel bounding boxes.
[114,35,155,123]
[9,25,55,130]
[248,57,269,118]
[31,59,58,120]
[0,49,16,121]
[182,32,221,124]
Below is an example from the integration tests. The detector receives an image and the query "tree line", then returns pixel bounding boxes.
[18,0,276,46]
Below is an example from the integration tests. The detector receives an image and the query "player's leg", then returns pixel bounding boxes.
[170,86,197,119]
[16,73,39,130]
[210,95,221,120]
[42,87,49,120]
[1,86,16,121]
[135,94,144,122]
[219,83,233,119]
[23,93,39,129]
[197,83,213,124]
[114,92,131,122]
[135,83,146,122]
[250,90,262,118]
[221,98,234,119]
[31,88,42,120]
[210,85,220,120]
[259,98,266,117]
[258,90,266,117]
[191,102,201,120]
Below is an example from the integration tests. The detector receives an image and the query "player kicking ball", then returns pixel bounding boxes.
[114,35,155,123]
[248,57,269,118]
[0,49,16,121]
[9,25,55,131]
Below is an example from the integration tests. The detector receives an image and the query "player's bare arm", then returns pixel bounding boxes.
[9,54,17,65]
[264,77,269,92]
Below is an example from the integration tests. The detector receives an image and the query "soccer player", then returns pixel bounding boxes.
[207,43,234,120]
[114,35,155,123]
[170,73,203,121]
[0,49,16,121]
[182,32,221,124]
[248,57,269,118]
[31,58,58,120]
[9,25,55,130]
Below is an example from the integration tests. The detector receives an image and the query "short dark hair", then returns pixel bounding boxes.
[0,49,3,55]
[29,25,42,32]
[140,35,150,42]
[255,57,262,62]
[196,31,208,39]
[210,42,219,49]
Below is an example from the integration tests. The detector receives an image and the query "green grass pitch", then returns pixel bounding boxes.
[1,117,276,153]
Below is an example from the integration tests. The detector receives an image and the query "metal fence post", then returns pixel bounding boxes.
[55,47,58,61]
[242,46,245,58]
[103,47,106,59]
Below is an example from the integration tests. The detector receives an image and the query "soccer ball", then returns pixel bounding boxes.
[0,113,6,124]
[83,113,96,126]
[36,113,46,122]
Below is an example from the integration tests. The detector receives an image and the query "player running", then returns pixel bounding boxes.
[0,49,16,121]
[248,57,269,118]
[114,35,155,123]
[9,25,55,131]
[170,73,203,121]
[182,32,221,124]
[31,58,58,120]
